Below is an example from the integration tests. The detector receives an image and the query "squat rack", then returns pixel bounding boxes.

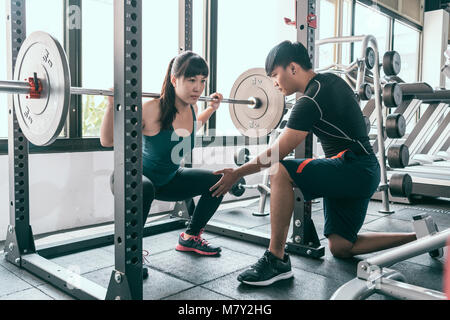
[3,0,322,300]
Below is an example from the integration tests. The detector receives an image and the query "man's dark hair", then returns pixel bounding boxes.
[265,40,313,76]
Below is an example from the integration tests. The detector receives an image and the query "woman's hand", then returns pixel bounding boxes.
[210,168,241,198]
[107,87,114,107]
[208,92,223,111]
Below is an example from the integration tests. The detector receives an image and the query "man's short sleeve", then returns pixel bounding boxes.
[286,97,322,132]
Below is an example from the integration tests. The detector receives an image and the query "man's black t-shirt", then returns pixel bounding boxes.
[287,73,374,158]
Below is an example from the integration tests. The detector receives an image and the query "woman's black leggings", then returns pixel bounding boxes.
[112,168,224,236]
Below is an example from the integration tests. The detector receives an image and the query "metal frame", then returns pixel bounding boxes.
[64,0,82,139]
[203,0,218,135]
[2,0,186,301]
[316,34,392,213]
[331,227,449,300]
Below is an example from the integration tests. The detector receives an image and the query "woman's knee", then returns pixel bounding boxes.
[142,175,156,202]
[109,172,155,201]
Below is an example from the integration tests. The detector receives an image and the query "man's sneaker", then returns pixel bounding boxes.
[237,250,293,286]
[175,229,221,256]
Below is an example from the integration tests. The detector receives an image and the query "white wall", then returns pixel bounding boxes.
[0,146,265,241]
[422,10,449,89]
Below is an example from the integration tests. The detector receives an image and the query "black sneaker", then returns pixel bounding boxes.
[175,229,221,256]
[237,250,293,286]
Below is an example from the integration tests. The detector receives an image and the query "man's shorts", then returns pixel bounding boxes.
[280,150,381,243]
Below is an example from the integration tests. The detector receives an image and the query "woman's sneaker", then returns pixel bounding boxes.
[175,229,221,256]
[237,250,293,286]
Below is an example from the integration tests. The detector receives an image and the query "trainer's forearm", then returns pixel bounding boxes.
[234,147,275,178]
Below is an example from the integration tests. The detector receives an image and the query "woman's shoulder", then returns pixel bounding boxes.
[143,98,161,117]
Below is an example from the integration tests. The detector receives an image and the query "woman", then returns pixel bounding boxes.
[101,51,224,256]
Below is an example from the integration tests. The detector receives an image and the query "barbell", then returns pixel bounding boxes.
[1,31,286,146]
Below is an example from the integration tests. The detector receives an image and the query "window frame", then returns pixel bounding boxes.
[0,0,424,155]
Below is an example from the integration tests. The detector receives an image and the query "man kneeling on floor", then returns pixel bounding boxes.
[209,40,417,286]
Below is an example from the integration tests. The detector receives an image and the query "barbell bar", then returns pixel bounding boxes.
[2,31,286,146]
[0,80,262,107]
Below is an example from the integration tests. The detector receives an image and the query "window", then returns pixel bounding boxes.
[215,0,297,136]
[353,3,391,62]
[317,0,353,68]
[81,0,114,137]
[26,0,64,42]
[317,0,337,69]
[82,1,203,137]
[393,21,420,83]
[0,1,6,138]
[0,1,64,139]
[341,0,353,65]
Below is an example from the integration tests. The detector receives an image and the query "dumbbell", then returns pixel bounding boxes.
[365,47,376,70]
[358,83,373,101]
[389,173,413,198]
[386,113,406,139]
[383,51,402,76]
[387,144,410,168]
[234,148,252,167]
[363,116,371,135]
[229,177,271,199]
[383,83,403,108]
[229,178,247,197]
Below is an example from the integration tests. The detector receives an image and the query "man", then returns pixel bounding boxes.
[210,40,417,286]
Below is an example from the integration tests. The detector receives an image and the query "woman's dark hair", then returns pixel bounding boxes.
[160,51,209,130]
[265,41,312,76]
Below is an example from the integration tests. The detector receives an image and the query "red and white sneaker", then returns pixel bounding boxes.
[175,229,221,256]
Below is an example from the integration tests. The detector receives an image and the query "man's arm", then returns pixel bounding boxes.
[235,128,309,178]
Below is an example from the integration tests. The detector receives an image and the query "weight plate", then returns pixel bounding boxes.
[363,116,371,135]
[383,51,402,76]
[365,47,376,70]
[229,177,246,197]
[383,83,403,108]
[229,68,285,138]
[13,31,71,146]
[234,148,250,167]
[389,173,412,198]
[359,83,372,101]
[387,144,410,168]
[386,113,406,139]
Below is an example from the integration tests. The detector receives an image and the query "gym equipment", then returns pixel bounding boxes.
[0,32,288,145]
[370,81,450,201]
[363,115,371,135]
[228,177,271,200]
[316,34,393,214]
[331,214,449,300]
[229,178,247,197]
[387,144,410,168]
[9,31,71,147]
[383,51,402,76]
[229,68,285,138]
[383,83,403,108]
[358,83,373,101]
[413,214,443,258]
[385,113,406,139]
[234,148,251,167]
[388,173,412,198]
[365,47,376,70]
